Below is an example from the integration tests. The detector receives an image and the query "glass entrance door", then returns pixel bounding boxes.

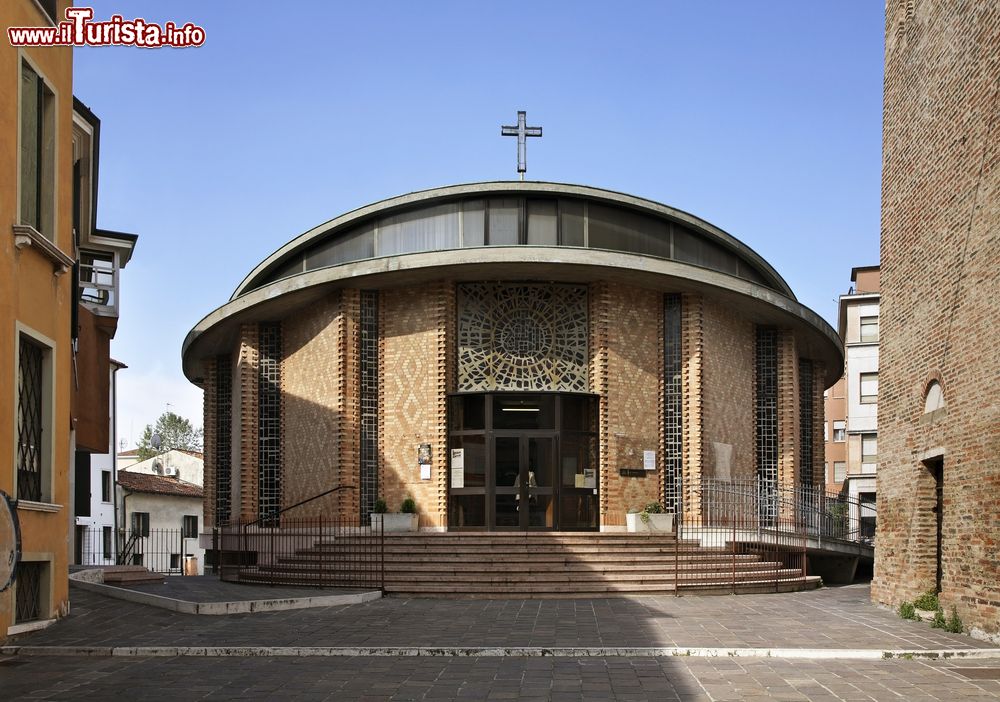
[448,393,599,531]
[494,435,555,529]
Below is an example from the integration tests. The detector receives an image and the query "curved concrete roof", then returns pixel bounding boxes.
[232,181,795,300]
[183,246,843,387]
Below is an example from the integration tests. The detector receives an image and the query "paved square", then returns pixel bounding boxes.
[2,583,999,700]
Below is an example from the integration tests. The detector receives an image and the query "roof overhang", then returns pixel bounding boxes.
[183,247,842,387]
[232,181,795,300]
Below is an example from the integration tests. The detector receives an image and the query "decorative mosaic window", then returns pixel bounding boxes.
[663,294,683,514]
[755,327,778,525]
[258,323,282,522]
[798,358,814,490]
[457,284,588,392]
[215,354,232,524]
[359,291,379,521]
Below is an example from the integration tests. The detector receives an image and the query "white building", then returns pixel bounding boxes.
[120,449,204,487]
[74,360,125,566]
[117,470,205,575]
[837,265,879,540]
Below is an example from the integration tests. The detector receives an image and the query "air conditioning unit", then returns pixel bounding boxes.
[152,459,164,475]
[163,466,179,478]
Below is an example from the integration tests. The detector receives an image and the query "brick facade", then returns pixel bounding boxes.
[702,299,755,482]
[598,284,663,525]
[202,281,830,534]
[282,292,354,520]
[378,284,452,527]
[874,0,1000,639]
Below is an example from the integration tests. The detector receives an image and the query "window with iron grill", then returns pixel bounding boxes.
[360,291,379,521]
[15,561,43,623]
[215,354,233,524]
[258,323,282,522]
[17,336,44,502]
[663,294,683,514]
[798,358,814,489]
[755,328,778,525]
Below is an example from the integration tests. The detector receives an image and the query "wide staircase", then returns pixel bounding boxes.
[237,532,821,598]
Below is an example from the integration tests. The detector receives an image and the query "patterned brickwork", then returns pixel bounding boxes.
[702,299,755,483]
[875,0,1000,638]
[282,293,351,520]
[681,294,705,519]
[378,284,451,527]
[599,284,662,525]
[237,323,259,521]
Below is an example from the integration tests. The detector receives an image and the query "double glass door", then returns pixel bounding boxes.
[448,393,599,531]
[494,435,555,529]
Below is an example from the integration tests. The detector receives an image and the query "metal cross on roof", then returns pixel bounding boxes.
[501,110,542,180]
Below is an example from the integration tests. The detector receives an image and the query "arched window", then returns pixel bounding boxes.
[924,380,945,414]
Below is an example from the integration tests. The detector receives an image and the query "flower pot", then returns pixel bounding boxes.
[370,513,418,532]
[626,512,674,533]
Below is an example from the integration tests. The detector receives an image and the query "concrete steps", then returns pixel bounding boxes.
[231,533,819,598]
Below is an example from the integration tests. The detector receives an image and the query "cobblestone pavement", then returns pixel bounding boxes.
[2,654,999,700]
[10,584,993,651]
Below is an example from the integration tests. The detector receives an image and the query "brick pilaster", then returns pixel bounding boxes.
[681,293,704,520]
[237,323,259,522]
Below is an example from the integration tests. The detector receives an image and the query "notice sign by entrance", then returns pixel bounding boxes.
[643,450,656,471]
[450,448,465,488]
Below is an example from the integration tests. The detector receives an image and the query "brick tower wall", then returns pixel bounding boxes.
[875,0,1000,638]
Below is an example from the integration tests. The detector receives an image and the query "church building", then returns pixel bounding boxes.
[182,182,841,532]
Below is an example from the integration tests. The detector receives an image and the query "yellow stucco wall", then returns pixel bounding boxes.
[1,0,74,638]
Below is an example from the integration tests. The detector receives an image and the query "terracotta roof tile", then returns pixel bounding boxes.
[117,471,203,498]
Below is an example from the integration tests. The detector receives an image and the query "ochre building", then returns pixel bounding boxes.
[183,183,841,532]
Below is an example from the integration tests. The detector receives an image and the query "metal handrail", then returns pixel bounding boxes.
[242,484,356,529]
[697,478,876,545]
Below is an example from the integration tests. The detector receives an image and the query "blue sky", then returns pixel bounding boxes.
[71,1,885,447]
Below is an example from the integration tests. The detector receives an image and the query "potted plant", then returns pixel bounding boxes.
[370,496,419,532]
[626,502,674,533]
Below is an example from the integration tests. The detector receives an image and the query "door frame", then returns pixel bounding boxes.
[447,392,600,532]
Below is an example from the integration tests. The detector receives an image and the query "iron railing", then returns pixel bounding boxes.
[217,516,384,591]
[77,527,198,575]
[700,478,876,545]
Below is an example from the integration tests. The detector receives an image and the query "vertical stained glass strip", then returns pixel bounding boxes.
[663,294,683,514]
[215,354,232,524]
[755,327,778,525]
[360,291,379,521]
[258,323,282,521]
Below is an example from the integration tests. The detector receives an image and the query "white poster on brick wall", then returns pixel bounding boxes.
[450,449,464,489]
